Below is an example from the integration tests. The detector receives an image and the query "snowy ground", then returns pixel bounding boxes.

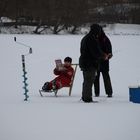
[0,26,140,140]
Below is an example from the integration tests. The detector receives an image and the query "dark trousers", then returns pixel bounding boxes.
[94,71,113,96]
[82,68,97,100]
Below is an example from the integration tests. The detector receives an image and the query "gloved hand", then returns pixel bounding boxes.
[104,53,113,60]
[108,53,113,59]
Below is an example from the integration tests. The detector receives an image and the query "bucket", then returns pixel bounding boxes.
[129,86,140,103]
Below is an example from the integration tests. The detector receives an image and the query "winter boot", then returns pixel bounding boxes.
[52,80,57,90]
[42,82,50,91]
[81,97,93,103]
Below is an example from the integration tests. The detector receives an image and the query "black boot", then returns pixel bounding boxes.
[42,82,50,91]
[95,93,99,97]
[81,97,93,103]
[107,94,112,98]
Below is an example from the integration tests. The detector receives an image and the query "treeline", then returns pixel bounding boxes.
[0,0,140,34]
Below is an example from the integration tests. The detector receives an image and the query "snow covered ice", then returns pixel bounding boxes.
[0,25,140,140]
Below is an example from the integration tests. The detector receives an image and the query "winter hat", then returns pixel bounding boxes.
[90,24,102,36]
[64,57,72,63]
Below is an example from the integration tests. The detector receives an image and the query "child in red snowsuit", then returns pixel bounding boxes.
[42,57,74,91]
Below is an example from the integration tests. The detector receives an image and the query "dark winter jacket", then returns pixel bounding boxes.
[79,31,105,71]
[99,33,112,72]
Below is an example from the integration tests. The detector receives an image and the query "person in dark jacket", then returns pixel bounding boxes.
[94,27,113,97]
[79,24,109,103]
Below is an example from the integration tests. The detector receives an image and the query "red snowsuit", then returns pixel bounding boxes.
[49,65,74,89]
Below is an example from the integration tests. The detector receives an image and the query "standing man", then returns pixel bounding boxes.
[79,24,109,103]
[94,27,113,97]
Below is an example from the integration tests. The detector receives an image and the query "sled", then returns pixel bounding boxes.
[39,89,58,97]
[39,64,78,97]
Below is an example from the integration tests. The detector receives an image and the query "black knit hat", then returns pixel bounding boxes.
[64,57,72,63]
[90,24,102,36]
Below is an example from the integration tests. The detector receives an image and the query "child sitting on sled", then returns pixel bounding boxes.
[42,57,74,91]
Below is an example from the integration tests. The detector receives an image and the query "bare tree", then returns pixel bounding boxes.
[0,0,8,19]
[2,0,140,33]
